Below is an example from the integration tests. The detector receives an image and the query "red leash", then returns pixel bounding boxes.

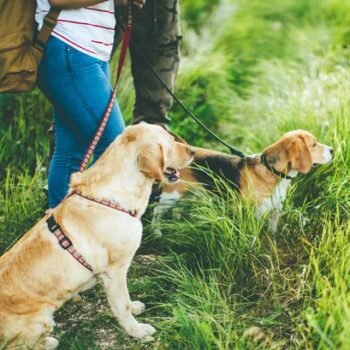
[79,1,133,172]
[47,2,133,273]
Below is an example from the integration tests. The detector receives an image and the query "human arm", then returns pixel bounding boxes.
[114,0,145,8]
[48,0,145,9]
[48,0,109,9]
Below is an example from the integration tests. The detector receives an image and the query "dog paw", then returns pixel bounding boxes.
[44,336,59,350]
[126,323,156,338]
[131,301,145,315]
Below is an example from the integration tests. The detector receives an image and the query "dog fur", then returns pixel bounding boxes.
[153,130,333,233]
[0,123,194,349]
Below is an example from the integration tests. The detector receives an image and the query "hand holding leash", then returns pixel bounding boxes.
[115,0,145,8]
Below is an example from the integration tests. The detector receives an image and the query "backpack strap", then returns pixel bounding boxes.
[33,7,61,54]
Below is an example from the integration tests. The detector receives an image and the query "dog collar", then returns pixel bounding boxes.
[75,192,138,218]
[260,154,293,180]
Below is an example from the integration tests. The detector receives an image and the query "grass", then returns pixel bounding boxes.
[1,0,350,348]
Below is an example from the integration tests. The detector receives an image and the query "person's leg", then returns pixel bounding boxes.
[38,36,125,208]
[115,0,181,125]
[47,110,81,208]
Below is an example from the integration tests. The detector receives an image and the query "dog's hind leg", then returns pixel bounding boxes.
[2,315,58,350]
[101,262,156,338]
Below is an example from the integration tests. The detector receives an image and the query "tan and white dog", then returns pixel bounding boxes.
[0,124,194,349]
[154,130,333,232]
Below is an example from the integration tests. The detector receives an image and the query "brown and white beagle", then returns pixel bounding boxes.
[153,130,333,233]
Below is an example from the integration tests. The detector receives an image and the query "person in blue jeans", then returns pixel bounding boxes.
[36,0,144,208]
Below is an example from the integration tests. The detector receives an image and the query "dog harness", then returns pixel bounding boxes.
[75,191,138,218]
[46,192,138,272]
[46,216,94,272]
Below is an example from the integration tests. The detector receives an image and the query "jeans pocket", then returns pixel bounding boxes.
[66,45,103,68]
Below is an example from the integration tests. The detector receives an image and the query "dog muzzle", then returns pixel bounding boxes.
[164,167,180,183]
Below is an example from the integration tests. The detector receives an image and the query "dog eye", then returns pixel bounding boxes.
[312,142,317,147]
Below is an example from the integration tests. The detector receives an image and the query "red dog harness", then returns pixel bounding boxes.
[46,192,137,272]
[46,216,94,272]
[75,192,138,218]
[46,192,138,272]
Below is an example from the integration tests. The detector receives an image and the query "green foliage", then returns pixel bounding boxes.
[1,0,350,348]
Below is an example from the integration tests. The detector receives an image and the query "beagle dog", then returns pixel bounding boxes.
[153,130,333,233]
[0,124,194,350]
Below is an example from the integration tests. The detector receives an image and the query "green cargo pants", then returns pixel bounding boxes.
[115,0,181,124]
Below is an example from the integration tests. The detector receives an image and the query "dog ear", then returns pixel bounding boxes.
[262,142,285,166]
[289,137,312,173]
[137,143,164,181]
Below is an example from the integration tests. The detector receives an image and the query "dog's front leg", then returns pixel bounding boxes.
[256,200,281,234]
[101,264,156,338]
[152,191,180,236]
[151,203,164,237]
[267,209,280,233]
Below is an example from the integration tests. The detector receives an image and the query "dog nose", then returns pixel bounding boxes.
[330,148,334,155]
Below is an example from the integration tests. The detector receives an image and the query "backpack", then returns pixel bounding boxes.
[0,0,60,93]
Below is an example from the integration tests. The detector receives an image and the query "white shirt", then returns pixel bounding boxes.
[35,0,116,61]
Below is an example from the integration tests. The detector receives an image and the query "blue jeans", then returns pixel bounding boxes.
[38,36,125,208]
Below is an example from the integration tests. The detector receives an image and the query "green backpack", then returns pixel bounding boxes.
[0,0,60,93]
